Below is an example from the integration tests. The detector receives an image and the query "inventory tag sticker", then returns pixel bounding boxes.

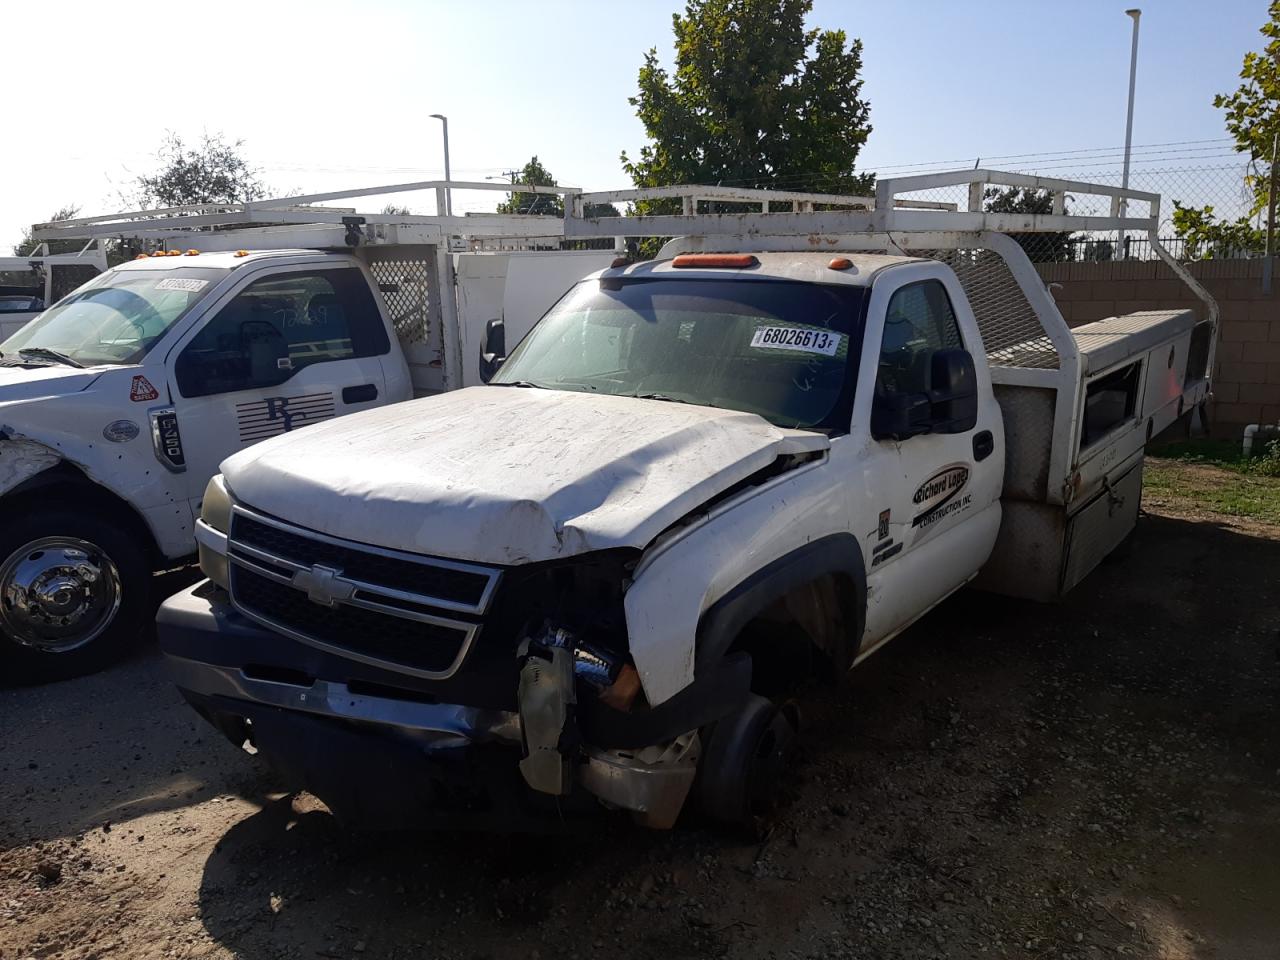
[750,325,842,356]
[155,278,209,292]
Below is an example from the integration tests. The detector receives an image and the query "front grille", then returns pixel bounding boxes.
[226,505,502,679]
[231,566,469,675]
[233,513,493,612]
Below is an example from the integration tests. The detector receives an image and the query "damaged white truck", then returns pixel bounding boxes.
[156,171,1218,829]
[1,181,612,679]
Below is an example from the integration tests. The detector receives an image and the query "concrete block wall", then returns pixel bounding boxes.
[1036,257,1280,441]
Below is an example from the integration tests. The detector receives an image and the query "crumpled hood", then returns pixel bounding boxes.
[223,386,829,565]
[0,365,102,407]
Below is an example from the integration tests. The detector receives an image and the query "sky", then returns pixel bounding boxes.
[0,0,1267,252]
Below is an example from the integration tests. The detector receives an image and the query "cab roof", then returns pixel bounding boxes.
[597,251,925,287]
[110,249,347,273]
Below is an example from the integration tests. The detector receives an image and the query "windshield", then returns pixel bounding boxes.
[0,268,225,366]
[492,277,866,430]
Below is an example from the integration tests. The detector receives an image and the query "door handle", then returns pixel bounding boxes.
[342,384,378,404]
[973,429,995,462]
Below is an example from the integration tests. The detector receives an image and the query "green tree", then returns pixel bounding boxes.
[1172,203,1263,259]
[983,187,1073,263]
[621,0,873,197]
[132,132,269,208]
[1173,2,1278,258]
[13,204,81,257]
[496,156,618,218]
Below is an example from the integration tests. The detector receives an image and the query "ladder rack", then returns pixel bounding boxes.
[565,169,1162,239]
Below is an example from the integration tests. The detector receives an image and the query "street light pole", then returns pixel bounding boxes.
[1119,8,1142,257]
[429,114,452,216]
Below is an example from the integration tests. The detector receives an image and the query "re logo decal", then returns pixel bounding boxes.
[130,375,160,402]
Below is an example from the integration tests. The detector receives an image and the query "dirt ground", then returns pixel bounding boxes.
[3,460,1280,960]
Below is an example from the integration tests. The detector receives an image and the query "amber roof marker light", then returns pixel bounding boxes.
[828,257,854,270]
[671,254,759,269]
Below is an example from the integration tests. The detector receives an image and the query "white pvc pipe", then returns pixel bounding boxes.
[1243,423,1261,457]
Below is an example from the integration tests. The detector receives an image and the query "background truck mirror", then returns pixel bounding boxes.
[479,318,507,383]
[927,348,979,434]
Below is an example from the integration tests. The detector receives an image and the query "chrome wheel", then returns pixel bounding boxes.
[0,537,122,654]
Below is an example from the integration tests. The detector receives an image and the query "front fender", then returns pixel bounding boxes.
[0,436,62,496]
[623,459,857,706]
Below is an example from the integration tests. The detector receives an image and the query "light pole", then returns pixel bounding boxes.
[1119,8,1141,256]
[429,113,452,216]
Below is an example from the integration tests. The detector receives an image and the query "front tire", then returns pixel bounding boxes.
[695,693,799,830]
[0,507,152,683]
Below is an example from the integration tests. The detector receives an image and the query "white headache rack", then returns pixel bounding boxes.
[30,180,585,252]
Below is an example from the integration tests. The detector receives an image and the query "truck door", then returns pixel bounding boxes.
[165,265,391,508]
[855,273,1003,646]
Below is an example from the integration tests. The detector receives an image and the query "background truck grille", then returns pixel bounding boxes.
[226,505,501,679]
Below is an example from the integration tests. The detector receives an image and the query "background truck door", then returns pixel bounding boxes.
[165,265,391,507]
[856,274,1003,646]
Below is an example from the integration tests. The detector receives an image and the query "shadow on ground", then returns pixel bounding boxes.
[183,512,1280,960]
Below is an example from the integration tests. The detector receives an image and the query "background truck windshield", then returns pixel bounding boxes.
[492,277,866,430]
[0,268,224,366]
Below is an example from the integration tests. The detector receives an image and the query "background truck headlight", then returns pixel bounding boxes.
[196,474,232,590]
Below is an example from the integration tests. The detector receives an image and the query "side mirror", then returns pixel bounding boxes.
[927,348,978,434]
[871,348,979,440]
[479,317,507,383]
[871,391,934,440]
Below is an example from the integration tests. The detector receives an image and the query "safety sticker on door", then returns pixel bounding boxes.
[911,464,972,530]
[236,392,336,443]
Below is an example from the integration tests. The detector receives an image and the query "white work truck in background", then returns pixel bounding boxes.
[0,243,109,340]
[156,172,1219,831]
[0,181,616,679]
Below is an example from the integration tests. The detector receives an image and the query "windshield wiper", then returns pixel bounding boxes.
[18,347,85,369]
[629,392,691,404]
[494,380,546,389]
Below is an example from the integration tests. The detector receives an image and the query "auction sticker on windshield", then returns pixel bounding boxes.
[750,325,842,356]
[155,278,209,292]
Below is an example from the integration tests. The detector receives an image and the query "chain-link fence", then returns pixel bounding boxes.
[883,159,1259,263]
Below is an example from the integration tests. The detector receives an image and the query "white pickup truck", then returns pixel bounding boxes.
[0,244,109,341]
[156,172,1218,830]
[0,181,614,679]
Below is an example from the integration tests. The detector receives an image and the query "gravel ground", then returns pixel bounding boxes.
[3,462,1279,960]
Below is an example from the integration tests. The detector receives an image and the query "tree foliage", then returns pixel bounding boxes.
[1172,203,1263,259]
[496,156,617,218]
[13,205,81,257]
[983,187,1073,263]
[132,132,269,208]
[496,157,565,216]
[621,0,873,197]
[1174,3,1279,257]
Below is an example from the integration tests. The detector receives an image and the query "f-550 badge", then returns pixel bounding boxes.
[912,464,971,529]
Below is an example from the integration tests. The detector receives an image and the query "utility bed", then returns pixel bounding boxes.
[562,170,1219,601]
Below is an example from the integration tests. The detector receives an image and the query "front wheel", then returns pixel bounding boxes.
[695,693,799,830]
[0,508,152,683]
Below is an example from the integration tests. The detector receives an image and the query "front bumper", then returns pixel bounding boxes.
[157,581,743,829]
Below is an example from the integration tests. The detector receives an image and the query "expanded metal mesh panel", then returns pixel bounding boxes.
[907,248,1060,369]
[366,249,437,345]
[50,264,101,301]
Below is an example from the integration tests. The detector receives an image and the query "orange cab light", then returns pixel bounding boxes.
[134,253,150,260]
[167,249,182,256]
[610,256,629,268]
[671,253,759,269]
[828,257,854,270]
[234,250,250,257]
[186,249,200,256]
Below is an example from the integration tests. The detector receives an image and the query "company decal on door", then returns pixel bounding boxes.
[911,463,972,533]
[237,392,336,443]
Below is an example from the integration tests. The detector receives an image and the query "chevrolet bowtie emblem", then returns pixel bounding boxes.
[290,564,355,607]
